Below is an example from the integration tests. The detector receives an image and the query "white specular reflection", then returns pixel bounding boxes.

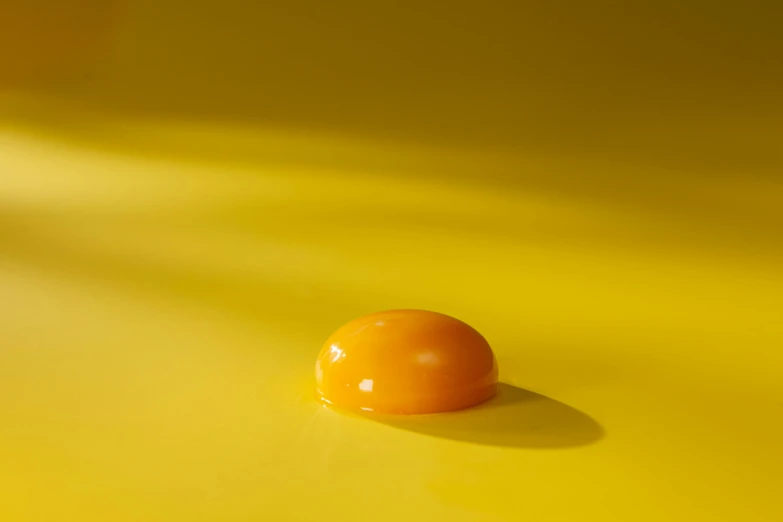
[329,344,344,363]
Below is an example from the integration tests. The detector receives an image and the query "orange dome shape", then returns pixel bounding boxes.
[315,310,498,415]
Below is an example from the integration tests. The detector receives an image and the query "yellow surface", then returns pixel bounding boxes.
[2,2,783,521]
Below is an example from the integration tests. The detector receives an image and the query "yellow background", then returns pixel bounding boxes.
[1,2,782,521]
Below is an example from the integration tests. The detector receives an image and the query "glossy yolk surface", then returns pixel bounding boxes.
[315,310,498,415]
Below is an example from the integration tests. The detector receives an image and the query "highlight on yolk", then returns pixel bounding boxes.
[315,310,498,415]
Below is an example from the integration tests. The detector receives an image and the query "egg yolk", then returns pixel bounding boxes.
[315,310,498,415]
